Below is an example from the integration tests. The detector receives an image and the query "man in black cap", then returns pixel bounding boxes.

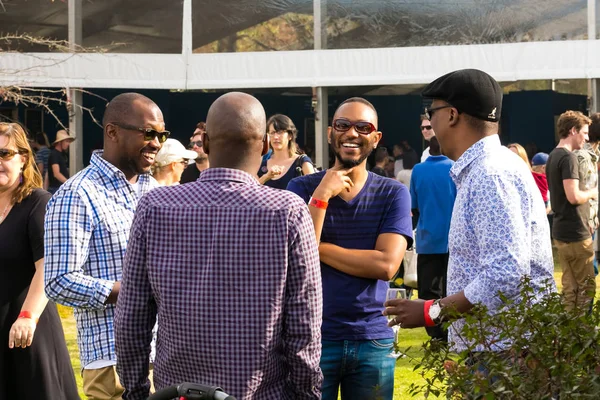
[383,69,555,355]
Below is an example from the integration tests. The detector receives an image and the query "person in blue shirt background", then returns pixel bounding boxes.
[409,135,456,342]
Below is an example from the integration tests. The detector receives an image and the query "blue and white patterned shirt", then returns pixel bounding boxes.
[44,150,159,367]
[447,135,555,352]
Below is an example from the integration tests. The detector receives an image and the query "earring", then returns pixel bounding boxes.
[19,169,23,184]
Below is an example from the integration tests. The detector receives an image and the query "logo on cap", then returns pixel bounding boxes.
[488,108,497,120]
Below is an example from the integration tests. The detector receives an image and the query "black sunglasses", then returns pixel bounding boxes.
[111,122,170,143]
[424,105,454,120]
[0,148,24,161]
[189,140,203,148]
[332,118,376,135]
[420,125,433,131]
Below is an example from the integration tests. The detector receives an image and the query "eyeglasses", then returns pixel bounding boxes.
[424,105,454,120]
[179,159,189,166]
[110,122,170,143]
[0,148,24,161]
[420,125,433,131]
[267,130,288,137]
[189,140,203,148]
[332,118,376,135]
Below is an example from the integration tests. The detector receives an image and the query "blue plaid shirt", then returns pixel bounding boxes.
[44,150,159,367]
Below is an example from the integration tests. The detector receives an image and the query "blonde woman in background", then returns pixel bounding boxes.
[508,143,531,169]
[509,143,551,213]
[0,122,78,399]
[151,138,198,186]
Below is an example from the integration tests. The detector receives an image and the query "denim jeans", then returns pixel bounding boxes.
[320,339,396,400]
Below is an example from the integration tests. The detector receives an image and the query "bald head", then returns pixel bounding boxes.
[102,93,158,127]
[204,92,268,174]
[204,92,267,172]
[206,92,266,143]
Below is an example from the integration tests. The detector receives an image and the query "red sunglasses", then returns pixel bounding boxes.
[332,118,376,135]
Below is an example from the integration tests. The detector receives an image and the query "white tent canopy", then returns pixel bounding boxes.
[1,40,600,90]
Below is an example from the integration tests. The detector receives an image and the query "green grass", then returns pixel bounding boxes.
[59,252,599,399]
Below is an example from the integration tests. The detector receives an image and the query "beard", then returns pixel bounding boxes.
[331,142,372,169]
[195,155,208,163]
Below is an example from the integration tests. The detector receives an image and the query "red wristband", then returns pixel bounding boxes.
[18,311,39,324]
[423,300,435,327]
[308,197,328,210]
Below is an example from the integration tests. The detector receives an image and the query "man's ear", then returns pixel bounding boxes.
[448,107,460,128]
[327,127,332,144]
[202,132,209,155]
[373,130,383,148]
[105,124,118,143]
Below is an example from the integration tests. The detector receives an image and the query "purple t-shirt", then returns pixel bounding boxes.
[288,171,413,340]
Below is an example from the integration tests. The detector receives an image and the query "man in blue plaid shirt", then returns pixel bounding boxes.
[44,93,166,400]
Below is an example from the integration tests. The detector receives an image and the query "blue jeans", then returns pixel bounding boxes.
[320,339,396,400]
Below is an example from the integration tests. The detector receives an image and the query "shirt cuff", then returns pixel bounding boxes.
[92,279,116,309]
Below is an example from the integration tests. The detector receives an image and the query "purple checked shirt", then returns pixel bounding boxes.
[115,168,323,400]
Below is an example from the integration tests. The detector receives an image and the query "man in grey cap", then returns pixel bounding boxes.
[383,69,555,355]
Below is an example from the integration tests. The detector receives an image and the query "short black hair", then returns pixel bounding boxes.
[102,92,156,127]
[334,97,378,121]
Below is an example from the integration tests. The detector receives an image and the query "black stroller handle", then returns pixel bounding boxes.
[148,382,236,400]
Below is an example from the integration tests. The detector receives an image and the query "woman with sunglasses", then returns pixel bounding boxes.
[151,138,198,186]
[258,114,315,189]
[0,123,79,399]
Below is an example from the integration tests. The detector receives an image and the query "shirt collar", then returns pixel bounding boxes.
[199,168,260,186]
[450,134,500,181]
[426,155,449,162]
[89,150,153,188]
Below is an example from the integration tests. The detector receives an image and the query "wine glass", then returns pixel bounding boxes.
[386,288,406,358]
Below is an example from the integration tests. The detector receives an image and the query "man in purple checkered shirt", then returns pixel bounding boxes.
[115,92,323,400]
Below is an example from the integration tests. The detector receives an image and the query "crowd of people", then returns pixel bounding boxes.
[0,68,597,400]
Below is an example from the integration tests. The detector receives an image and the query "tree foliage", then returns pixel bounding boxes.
[408,278,600,399]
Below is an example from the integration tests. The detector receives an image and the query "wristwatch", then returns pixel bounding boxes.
[428,299,443,325]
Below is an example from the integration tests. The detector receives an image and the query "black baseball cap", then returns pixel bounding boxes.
[422,69,502,122]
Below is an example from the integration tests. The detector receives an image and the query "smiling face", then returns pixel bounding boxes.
[190,132,207,161]
[328,101,381,169]
[420,119,435,141]
[0,134,26,191]
[115,101,165,177]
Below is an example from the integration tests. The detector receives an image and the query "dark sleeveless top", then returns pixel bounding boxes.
[257,155,312,190]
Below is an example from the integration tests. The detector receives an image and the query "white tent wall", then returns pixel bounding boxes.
[1,39,600,90]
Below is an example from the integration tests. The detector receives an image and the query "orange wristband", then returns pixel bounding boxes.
[423,300,435,327]
[18,311,38,324]
[308,197,328,210]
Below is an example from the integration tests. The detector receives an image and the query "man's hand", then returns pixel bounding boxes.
[312,168,354,201]
[383,298,426,329]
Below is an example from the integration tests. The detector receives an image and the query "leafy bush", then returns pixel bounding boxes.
[408,278,600,399]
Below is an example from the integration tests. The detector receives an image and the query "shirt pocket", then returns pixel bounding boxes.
[97,216,133,270]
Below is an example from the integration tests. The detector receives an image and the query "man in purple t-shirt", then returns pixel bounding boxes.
[288,97,413,400]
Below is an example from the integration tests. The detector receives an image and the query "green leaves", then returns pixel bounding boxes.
[408,278,600,399]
